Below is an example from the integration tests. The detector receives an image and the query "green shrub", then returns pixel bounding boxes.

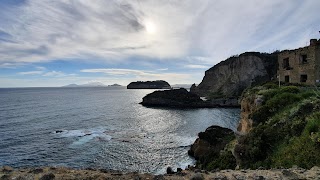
[206,151,236,170]
[262,82,279,89]
[305,112,320,134]
[280,86,300,94]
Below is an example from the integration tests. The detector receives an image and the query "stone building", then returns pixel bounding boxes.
[278,39,320,85]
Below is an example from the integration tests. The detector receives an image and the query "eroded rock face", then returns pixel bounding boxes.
[237,92,264,134]
[188,126,235,163]
[140,88,207,108]
[190,52,278,98]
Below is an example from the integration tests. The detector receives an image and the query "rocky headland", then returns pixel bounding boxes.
[127,80,171,89]
[190,52,278,106]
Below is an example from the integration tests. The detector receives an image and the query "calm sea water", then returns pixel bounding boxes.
[0,87,239,174]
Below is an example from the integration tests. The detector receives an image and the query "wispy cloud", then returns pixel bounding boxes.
[81,68,191,82]
[18,68,76,77]
[184,64,210,69]
[0,62,26,69]
[157,68,168,71]
[1,0,318,66]
[42,71,75,77]
[18,71,44,75]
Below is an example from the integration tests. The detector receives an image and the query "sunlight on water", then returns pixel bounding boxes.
[0,87,240,174]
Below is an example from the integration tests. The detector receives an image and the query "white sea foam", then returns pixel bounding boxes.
[55,127,113,146]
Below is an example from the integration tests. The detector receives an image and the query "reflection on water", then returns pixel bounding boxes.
[0,87,240,174]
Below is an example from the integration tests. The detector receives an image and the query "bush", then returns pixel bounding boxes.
[206,151,236,170]
[280,86,300,93]
[305,112,320,134]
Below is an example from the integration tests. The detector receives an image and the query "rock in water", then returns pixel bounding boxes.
[166,167,174,174]
[127,80,171,89]
[188,126,235,168]
[141,88,208,108]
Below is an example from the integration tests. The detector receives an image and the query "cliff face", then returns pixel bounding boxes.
[190,52,278,98]
[237,90,264,134]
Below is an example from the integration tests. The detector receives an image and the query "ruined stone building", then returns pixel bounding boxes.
[278,39,320,85]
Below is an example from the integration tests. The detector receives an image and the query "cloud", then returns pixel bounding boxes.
[184,64,210,69]
[81,68,191,83]
[157,68,168,71]
[0,62,26,68]
[0,0,209,63]
[18,68,76,77]
[18,71,44,75]
[42,71,76,77]
[0,0,319,68]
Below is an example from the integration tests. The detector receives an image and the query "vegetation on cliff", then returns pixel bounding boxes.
[191,82,320,171]
[235,82,320,169]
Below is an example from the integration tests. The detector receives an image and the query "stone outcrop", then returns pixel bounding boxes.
[237,89,264,134]
[127,80,171,89]
[190,52,278,98]
[140,88,208,108]
[188,126,235,164]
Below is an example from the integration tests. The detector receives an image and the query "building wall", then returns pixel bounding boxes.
[278,44,319,85]
[315,45,320,84]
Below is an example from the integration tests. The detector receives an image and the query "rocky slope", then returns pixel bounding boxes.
[190,52,278,99]
[2,166,320,180]
[127,80,171,89]
[190,83,320,171]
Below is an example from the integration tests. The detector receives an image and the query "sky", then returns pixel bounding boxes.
[0,0,320,87]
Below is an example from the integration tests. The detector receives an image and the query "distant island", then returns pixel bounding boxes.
[108,84,122,87]
[127,80,171,89]
[63,82,106,87]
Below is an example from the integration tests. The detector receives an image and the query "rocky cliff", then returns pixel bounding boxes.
[190,52,278,98]
[190,83,320,170]
[127,80,171,89]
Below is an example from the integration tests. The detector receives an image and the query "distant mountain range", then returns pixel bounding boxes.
[63,82,122,87]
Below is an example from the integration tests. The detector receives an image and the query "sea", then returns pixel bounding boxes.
[0,87,240,174]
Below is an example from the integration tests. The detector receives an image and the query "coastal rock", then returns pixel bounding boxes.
[188,126,235,164]
[190,52,278,98]
[2,166,320,179]
[2,166,14,172]
[40,173,55,180]
[209,98,240,107]
[166,167,174,174]
[127,80,171,89]
[141,88,208,108]
[190,173,204,180]
[237,92,264,134]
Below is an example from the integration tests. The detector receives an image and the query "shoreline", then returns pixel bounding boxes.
[2,166,320,179]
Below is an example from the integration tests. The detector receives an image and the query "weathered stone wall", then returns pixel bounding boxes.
[316,45,320,84]
[278,39,320,85]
